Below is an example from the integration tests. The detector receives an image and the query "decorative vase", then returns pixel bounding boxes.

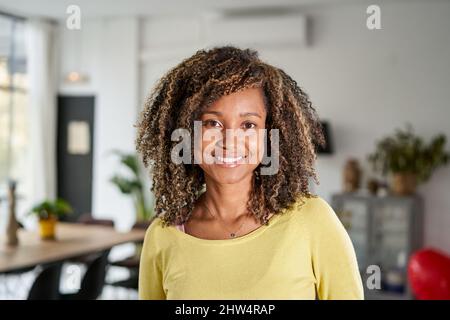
[367,178,380,195]
[6,180,19,246]
[392,173,417,196]
[343,158,361,192]
[39,216,57,240]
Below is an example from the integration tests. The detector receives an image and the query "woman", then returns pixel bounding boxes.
[136,46,363,300]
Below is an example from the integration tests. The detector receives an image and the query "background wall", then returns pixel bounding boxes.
[59,18,139,230]
[56,1,450,250]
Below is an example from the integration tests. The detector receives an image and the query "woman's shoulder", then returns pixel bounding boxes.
[142,216,176,247]
[289,195,341,230]
[288,194,334,214]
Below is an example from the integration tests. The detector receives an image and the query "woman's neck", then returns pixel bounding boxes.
[201,174,253,222]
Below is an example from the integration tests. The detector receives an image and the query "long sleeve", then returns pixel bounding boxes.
[302,197,364,300]
[138,222,166,300]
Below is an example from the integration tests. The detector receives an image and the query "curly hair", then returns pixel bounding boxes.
[135,46,325,227]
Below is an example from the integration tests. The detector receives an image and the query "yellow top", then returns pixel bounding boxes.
[139,196,364,300]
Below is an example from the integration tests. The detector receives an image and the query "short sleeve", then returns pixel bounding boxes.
[301,197,364,300]
[138,219,166,300]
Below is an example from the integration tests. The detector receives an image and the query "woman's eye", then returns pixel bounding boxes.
[243,122,256,130]
[203,119,221,128]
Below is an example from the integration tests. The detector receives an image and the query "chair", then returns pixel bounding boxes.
[77,213,115,227]
[60,249,111,300]
[69,214,115,264]
[27,262,63,300]
[107,221,150,291]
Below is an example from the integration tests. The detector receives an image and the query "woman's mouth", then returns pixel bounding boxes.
[214,154,246,168]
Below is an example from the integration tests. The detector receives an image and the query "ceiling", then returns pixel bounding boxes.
[0,0,371,20]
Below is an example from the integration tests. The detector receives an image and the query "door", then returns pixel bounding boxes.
[57,96,95,221]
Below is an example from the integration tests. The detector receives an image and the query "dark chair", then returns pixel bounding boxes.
[107,257,140,291]
[77,213,115,227]
[60,249,110,300]
[69,214,115,264]
[27,262,63,300]
[107,221,150,291]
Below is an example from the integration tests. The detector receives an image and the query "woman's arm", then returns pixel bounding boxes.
[138,221,166,300]
[302,197,364,300]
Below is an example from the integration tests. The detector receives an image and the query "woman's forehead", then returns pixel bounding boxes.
[203,87,267,115]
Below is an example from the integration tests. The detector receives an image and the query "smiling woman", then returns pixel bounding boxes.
[135,46,363,300]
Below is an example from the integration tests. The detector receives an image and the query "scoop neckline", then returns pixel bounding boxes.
[166,208,287,245]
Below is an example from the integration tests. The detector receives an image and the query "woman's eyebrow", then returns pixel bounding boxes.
[202,111,262,118]
[239,112,261,118]
[202,111,222,116]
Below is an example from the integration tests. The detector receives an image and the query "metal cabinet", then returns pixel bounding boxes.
[331,193,423,299]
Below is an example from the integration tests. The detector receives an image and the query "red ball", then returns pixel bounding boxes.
[408,248,450,300]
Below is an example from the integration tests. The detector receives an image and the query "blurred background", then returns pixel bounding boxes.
[0,0,449,300]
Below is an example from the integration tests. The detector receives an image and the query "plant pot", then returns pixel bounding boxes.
[39,217,57,240]
[392,173,417,196]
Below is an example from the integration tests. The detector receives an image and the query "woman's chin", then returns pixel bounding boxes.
[208,166,254,185]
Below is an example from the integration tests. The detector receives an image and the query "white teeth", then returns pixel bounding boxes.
[216,155,243,163]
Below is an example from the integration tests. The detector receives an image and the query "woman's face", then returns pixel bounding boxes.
[196,87,267,185]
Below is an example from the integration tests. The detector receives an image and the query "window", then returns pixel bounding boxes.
[0,14,28,191]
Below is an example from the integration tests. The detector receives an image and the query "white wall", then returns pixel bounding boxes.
[56,1,450,251]
[59,17,139,231]
[138,1,450,251]
[283,2,450,251]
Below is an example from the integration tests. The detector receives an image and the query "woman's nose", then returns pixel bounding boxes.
[216,128,245,154]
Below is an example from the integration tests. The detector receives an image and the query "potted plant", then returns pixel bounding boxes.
[110,150,154,222]
[367,124,450,195]
[110,151,154,258]
[30,198,73,239]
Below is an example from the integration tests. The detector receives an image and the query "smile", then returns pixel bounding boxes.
[215,155,244,163]
[214,154,247,167]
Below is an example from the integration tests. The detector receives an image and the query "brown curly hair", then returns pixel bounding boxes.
[135,46,325,227]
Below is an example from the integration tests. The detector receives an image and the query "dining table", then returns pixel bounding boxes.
[0,222,147,273]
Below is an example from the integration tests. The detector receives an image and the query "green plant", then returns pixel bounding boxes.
[367,124,450,184]
[110,150,154,221]
[30,198,73,220]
